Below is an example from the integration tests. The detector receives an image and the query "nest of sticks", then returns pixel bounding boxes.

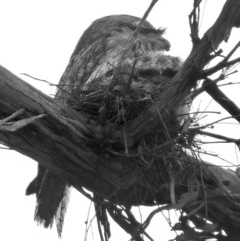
[69,66,195,171]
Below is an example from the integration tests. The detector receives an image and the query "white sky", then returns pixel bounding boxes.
[0,0,240,241]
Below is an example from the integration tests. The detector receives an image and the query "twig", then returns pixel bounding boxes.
[21,73,79,100]
[206,49,224,64]
[202,57,240,77]
[142,205,172,230]
[224,41,240,62]
[141,200,193,231]
[96,217,105,241]
[107,135,182,157]
[76,187,94,201]
[196,140,228,144]
[133,0,158,37]
[84,201,93,241]
[116,0,158,67]
[21,73,54,85]
[107,204,144,241]
[142,231,155,241]
[201,41,240,77]
[153,102,171,139]
[218,80,240,87]
[198,130,240,145]
[189,0,202,44]
[198,150,236,166]
[126,59,137,90]
[195,116,237,131]
[180,110,221,117]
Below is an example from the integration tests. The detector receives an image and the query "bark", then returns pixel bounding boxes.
[0,65,131,200]
[0,66,172,204]
[1,57,240,237]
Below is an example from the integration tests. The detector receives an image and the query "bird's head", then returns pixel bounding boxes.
[74,15,181,90]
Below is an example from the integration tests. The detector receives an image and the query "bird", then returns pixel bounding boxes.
[57,15,181,102]
[26,14,182,236]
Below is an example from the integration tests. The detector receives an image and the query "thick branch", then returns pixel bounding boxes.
[0,66,174,205]
[0,66,126,199]
[1,65,240,236]
[0,65,239,200]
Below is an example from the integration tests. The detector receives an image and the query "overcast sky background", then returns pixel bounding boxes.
[0,0,240,241]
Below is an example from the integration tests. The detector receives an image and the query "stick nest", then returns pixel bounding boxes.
[69,67,195,167]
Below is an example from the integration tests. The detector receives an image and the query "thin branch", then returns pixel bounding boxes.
[21,73,54,85]
[189,0,202,44]
[126,59,137,90]
[202,57,240,77]
[133,0,158,37]
[225,41,240,62]
[198,130,240,145]
[84,202,94,241]
[206,49,224,64]
[21,73,81,100]
[107,135,182,157]
[95,203,106,241]
[107,204,143,241]
[77,187,94,201]
[96,218,105,241]
[141,195,195,231]
[201,41,240,77]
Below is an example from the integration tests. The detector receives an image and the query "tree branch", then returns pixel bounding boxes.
[119,0,240,147]
[0,65,121,198]
[201,41,240,77]
[203,78,240,123]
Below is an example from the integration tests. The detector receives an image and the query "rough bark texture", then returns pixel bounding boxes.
[2,64,240,235]
[1,0,240,240]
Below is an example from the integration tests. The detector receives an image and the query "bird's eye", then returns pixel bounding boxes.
[138,69,159,77]
[161,68,177,77]
[106,69,114,77]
